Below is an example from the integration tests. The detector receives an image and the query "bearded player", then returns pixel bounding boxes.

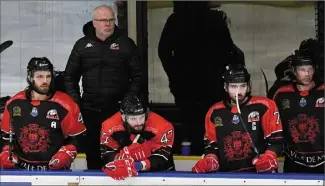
[100,95,175,180]
[0,57,86,170]
[192,64,283,173]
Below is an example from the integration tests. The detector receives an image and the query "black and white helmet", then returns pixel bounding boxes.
[120,94,147,116]
[222,64,251,84]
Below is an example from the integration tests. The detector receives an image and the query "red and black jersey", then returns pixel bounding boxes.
[273,83,324,168]
[1,90,86,166]
[100,111,175,171]
[204,96,283,172]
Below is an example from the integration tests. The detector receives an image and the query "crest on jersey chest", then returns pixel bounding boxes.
[46,109,59,120]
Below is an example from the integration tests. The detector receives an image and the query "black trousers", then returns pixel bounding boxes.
[81,106,119,170]
[283,156,324,174]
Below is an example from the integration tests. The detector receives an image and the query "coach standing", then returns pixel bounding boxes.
[64,5,143,169]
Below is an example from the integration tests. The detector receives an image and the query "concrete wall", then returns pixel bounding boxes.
[148,4,315,103]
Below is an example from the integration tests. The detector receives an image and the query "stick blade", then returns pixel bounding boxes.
[0,40,13,54]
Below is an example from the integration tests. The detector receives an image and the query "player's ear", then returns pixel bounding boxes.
[224,83,228,92]
[121,114,126,122]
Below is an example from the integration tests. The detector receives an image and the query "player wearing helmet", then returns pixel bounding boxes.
[100,94,175,180]
[192,64,283,173]
[268,38,322,99]
[273,50,324,173]
[0,57,86,171]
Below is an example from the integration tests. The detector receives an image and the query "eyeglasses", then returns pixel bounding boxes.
[94,18,116,24]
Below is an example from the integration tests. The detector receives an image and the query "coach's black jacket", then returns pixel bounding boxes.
[64,21,143,111]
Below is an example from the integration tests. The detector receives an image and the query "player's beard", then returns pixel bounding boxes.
[127,124,145,134]
[132,124,144,133]
[32,83,50,95]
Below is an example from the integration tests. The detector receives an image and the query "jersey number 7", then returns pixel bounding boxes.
[273,111,280,124]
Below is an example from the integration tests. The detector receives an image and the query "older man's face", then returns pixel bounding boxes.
[93,7,116,39]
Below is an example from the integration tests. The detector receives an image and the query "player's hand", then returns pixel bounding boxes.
[0,145,18,169]
[252,150,278,173]
[116,142,152,161]
[102,158,138,180]
[49,145,77,170]
[192,154,219,173]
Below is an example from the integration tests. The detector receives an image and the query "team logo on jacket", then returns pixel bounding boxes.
[30,107,38,117]
[224,131,253,161]
[248,111,259,122]
[13,106,21,116]
[288,114,320,144]
[110,43,119,50]
[315,97,324,107]
[46,109,59,120]
[282,99,290,109]
[232,115,240,124]
[299,98,307,107]
[19,124,50,153]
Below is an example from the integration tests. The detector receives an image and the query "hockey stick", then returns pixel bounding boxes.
[236,88,277,173]
[235,87,260,157]
[133,134,140,144]
[260,69,269,97]
[0,40,13,54]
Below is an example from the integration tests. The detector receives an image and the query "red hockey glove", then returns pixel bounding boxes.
[103,158,138,180]
[0,145,18,169]
[252,150,278,173]
[49,145,77,170]
[192,154,219,173]
[116,143,152,161]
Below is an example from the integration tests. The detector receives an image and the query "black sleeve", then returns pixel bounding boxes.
[203,140,220,157]
[99,131,125,165]
[265,131,284,156]
[100,144,119,165]
[147,146,173,171]
[158,13,177,77]
[1,132,14,148]
[127,38,144,96]
[64,132,85,152]
[64,42,82,105]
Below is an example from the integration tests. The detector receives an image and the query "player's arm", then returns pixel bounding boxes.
[127,38,143,96]
[100,124,122,165]
[252,99,284,173]
[203,109,219,158]
[61,103,86,149]
[64,41,82,105]
[192,108,220,173]
[0,103,18,168]
[1,105,14,147]
[262,100,283,155]
[139,123,174,172]
[49,102,86,169]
